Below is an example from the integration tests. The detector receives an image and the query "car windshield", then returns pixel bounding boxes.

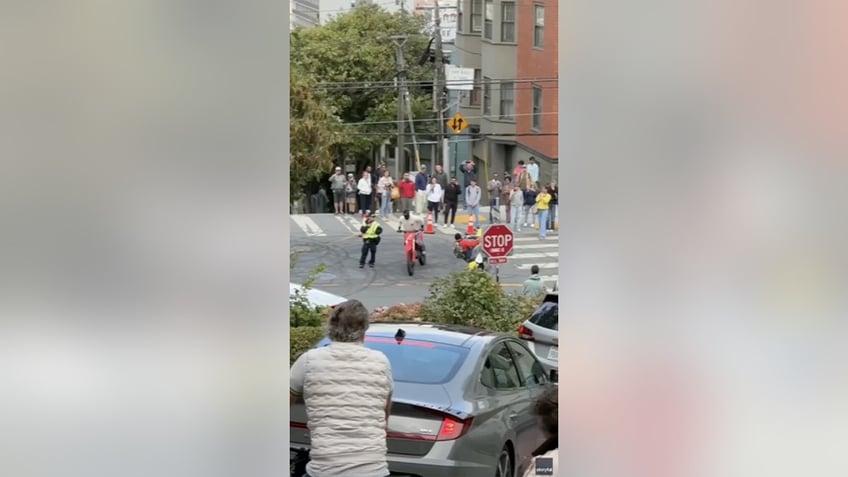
[315,336,470,384]
[528,302,558,330]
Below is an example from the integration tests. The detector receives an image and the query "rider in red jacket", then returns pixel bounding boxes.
[454,233,480,261]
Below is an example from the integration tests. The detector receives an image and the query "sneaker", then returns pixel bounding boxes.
[359,263,364,268]
[368,263,374,268]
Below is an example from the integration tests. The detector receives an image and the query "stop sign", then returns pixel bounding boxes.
[481,224,514,258]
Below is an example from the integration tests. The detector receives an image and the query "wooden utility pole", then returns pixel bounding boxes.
[433,1,446,173]
[388,35,408,179]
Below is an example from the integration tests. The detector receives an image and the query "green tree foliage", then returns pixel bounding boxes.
[290,67,344,203]
[422,270,545,333]
[291,5,437,165]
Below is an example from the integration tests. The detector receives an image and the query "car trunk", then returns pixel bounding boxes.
[290,382,467,457]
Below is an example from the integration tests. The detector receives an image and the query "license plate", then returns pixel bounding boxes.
[547,347,558,361]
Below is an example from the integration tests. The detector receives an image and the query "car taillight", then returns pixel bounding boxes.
[290,421,307,429]
[518,324,534,340]
[386,413,473,442]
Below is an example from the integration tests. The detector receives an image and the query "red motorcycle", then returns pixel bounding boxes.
[403,230,426,276]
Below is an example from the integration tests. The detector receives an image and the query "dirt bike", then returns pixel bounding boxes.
[403,229,426,276]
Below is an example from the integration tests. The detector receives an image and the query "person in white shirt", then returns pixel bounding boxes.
[376,170,394,218]
[357,171,373,214]
[526,157,540,187]
[426,177,443,224]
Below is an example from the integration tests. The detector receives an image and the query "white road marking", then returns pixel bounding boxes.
[513,235,558,242]
[509,252,559,260]
[335,215,360,234]
[510,243,559,250]
[516,263,559,270]
[291,215,326,237]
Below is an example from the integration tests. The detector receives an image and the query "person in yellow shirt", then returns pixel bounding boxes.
[535,186,552,240]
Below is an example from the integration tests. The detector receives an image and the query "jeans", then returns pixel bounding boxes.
[380,192,392,217]
[444,201,458,224]
[547,204,557,229]
[359,193,372,213]
[511,206,522,230]
[522,205,533,225]
[427,201,440,223]
[467,205,480,226]
[488,197,499,223]
[538,210,549,238]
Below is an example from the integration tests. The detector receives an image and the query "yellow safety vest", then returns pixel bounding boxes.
[363,222,380,239]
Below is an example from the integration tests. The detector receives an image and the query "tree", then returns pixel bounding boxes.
[291,5,437,169]
[290,65,345,203]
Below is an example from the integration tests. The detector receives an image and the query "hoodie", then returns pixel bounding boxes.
[521,275,546,296]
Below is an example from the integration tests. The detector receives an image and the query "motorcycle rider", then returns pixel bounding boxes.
[397,209,425,257]
[454,233,480,261]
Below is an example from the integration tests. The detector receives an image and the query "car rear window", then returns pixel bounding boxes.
[314,336,470,385]
[528,302,558,330]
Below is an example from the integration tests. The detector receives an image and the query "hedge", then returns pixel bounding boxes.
[291,326,325,363]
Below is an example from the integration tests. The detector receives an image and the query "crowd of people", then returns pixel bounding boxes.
[327,158,558,240]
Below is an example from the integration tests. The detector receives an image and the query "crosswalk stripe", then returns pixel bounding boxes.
[509,252,559,260]
[510,243,558,250]
[516,262,559,270]
[513,236,558,242]
[335,215,360,234]
[291,215,326,237]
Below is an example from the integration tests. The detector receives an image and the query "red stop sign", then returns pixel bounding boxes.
[481,224,514,258]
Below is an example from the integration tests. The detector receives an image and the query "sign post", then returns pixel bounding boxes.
[481,224,515,284]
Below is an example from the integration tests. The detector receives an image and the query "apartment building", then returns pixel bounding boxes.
[291,0,402,30]
[449,0,557,195]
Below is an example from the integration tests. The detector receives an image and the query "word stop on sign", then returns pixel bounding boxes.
[483,234,513,255]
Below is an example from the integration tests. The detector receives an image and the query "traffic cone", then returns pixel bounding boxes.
[424,211,435,234]
[476,226,483,238]
[466,213,475,235]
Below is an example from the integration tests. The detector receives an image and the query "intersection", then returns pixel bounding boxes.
[290,213,558,309]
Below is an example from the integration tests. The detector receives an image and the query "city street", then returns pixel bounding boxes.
[290,212,559,309]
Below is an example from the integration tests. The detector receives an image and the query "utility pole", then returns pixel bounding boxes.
[433,1,446,173]
[388,35,408,179]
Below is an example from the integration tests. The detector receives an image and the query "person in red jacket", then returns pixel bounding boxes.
[397,173,416,216]
[454,233,480,261]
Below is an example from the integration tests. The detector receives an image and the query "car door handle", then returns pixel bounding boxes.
[508,413,518,421]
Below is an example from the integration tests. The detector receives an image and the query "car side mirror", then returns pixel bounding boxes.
[549,369,558,383]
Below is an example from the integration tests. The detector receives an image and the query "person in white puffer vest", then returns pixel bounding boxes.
[290,299,393,477]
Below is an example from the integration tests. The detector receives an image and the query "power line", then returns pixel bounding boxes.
[314,77,558,87]
[339,111,559,127]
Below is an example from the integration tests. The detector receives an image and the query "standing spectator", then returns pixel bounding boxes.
[526,157,540,187]
[501,176,513,223]
[289,299,394,477]
[459,160,477,191]
[377,170,394,219]
[536,186,552,240]
[358,212,383,268]
[521,387,558,477]
[510,184,524,231]
[487,173,503,223]
[329,166,347,215]
[547,180,558,231]
[397,172,416,215]
[345,173,357,214]
[465,178,482,227]
[414,165,428,215]
[426,177,443,224]
[431,164,448,195]
[443,177,461,228]
[522,184,538,228]
[512,160,527,183]
[521,265,547,296]
[357,171,373,214]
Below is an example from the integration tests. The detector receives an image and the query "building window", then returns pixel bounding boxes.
[533,4,544,48]
[499,81,514,119]
[457,0,463,33]
[471,0,482,32]
[532,85,542,130]
[500,2,515,42]
[483,0,493,40]
[469,68,482,106]
[483,77,492,116]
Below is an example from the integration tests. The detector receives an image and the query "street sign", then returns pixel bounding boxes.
[445,65,475,91]
[446,113,469,134]
[488,257,508,265]
[482,224,514,258]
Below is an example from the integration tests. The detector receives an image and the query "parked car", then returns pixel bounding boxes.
[518,293,559,374]
[289,283,346,308]
[290,322,557,477]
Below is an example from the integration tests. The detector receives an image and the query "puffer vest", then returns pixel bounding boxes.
[302,342,393,473]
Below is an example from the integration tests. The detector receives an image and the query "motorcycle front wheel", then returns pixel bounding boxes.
[406,251,415,276]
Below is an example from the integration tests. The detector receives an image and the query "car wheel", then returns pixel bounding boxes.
[495,445,512,477]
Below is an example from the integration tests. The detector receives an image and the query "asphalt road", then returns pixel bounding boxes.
[290,212,558,309]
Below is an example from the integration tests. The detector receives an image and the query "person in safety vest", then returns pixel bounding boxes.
[359,211,383,268]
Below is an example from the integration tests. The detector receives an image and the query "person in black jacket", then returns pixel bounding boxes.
[547,180,558,231]
[443,177,461,227]
[358,212,383,268]
[522,184,538,228]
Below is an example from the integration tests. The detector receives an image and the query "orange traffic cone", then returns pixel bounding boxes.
[424,211,435,234]
[466,213,475,235]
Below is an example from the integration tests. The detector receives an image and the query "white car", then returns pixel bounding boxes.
[289,283,346,308]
